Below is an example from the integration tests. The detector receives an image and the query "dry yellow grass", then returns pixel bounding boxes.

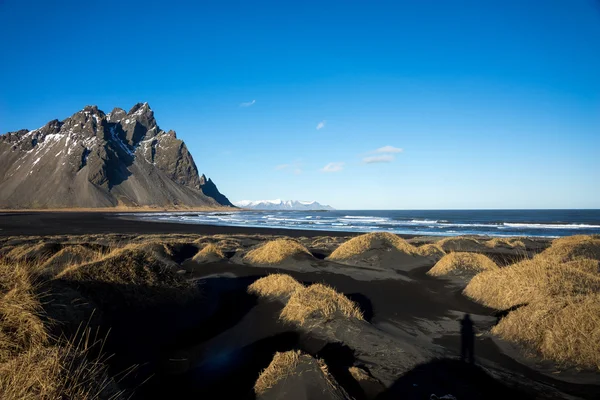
[254,350,335,396]
[254,350,301,395]
[0,263,47,363]
[57,248,195,306]
[415,243,446,260]
[244,239,312,265]
[492,295,600,369]
[192,243,225,263]
[464,257,600,310]
[248,274,304,299]
[328,232,417,261]
[0,262,121,399]
[484,238,526,249]
[280,283,363,325]
[6,242,61,264]
[540,235,600,262]
[39,245,107,277]
[427,252,498,277]
[436,236,485,252]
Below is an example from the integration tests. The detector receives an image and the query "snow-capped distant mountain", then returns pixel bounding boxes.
[235,199,335,211]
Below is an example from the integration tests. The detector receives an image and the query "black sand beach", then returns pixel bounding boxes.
[0,212,370,237]
[0,214,598,400]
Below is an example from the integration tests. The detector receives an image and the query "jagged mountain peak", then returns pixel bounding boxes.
[0,103,233,209]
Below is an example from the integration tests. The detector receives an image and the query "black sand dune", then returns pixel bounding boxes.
[0,227,596,400]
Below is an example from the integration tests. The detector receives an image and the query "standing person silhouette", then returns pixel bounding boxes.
[460,314,475,364]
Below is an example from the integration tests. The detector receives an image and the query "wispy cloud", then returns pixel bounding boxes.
[275,160,302,174]
[363,155,395,164]
[321,162,344,173]
[240,99,256,107]
[373,145,403,154]
[316,120,326,130]
[362,145,403,164]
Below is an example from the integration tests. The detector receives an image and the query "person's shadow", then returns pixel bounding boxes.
[460,314,475,364]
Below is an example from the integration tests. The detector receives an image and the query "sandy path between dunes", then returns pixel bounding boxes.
[180,261,600,399]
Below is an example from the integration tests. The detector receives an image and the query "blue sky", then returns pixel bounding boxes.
[1,1,599,209]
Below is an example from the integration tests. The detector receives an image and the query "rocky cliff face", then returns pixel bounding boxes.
[0,103,233,208]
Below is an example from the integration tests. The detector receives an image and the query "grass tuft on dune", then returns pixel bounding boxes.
[248,274,304,299]
[244,239,312,265]
[254,350,339,397]
[281,283,363,325]
[328,232,417,261]
[427,252,498,277]
[0,262,120,399]
[57,248,196,306]
[540,235,600,262]
[40,245,107,277]
[254,350,301,395]
[464,255,600,310]
[415,243,446,261]
[464,235,600,369]
[492,295,600,370]
[192,243,225,263]
[484,238,526,250]
[436,237,485,252]
[6,242,62,264]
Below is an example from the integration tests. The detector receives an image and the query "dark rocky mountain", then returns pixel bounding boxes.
[0,103,233,209]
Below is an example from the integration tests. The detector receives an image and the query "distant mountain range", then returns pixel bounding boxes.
[235,199,335,211]
[0,103,233,209]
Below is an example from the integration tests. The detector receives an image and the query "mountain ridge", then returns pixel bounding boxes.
[0,103,233,209]
[235,199,335,211]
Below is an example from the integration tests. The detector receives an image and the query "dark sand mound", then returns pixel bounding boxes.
[464,236,600,370]
[464,255,600,310]
[327,233,432,271]
[242,239,316,271]
[192,243,226,263]
[492,294,600,370]
[484,237,527,250]
[280,283,364,326]
[415,243,446,262]
[248,274,304,301]
[436,236,487,252]
[427,252,498,279]
[6,241,63,264]
[541,235,600,262]
[348,366,386,399]
[278,281,425,385]
[39,245,104,276]
[255,350,351,400]
[57,248,195,308]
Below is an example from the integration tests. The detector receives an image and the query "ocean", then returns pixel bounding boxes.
[129,209,600,238]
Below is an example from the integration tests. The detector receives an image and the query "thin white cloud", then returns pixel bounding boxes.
[275,160,302,174]
[316,120,326,130]
[373,145,403,154]
[240,99,256,107]
[321,162,344,172]
[363,155,395,164]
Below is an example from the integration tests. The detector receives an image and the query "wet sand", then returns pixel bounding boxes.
[0,212,374,237]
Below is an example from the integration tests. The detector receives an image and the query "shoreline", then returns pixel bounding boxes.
[0,211,555,240]
[0,212,365,238]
